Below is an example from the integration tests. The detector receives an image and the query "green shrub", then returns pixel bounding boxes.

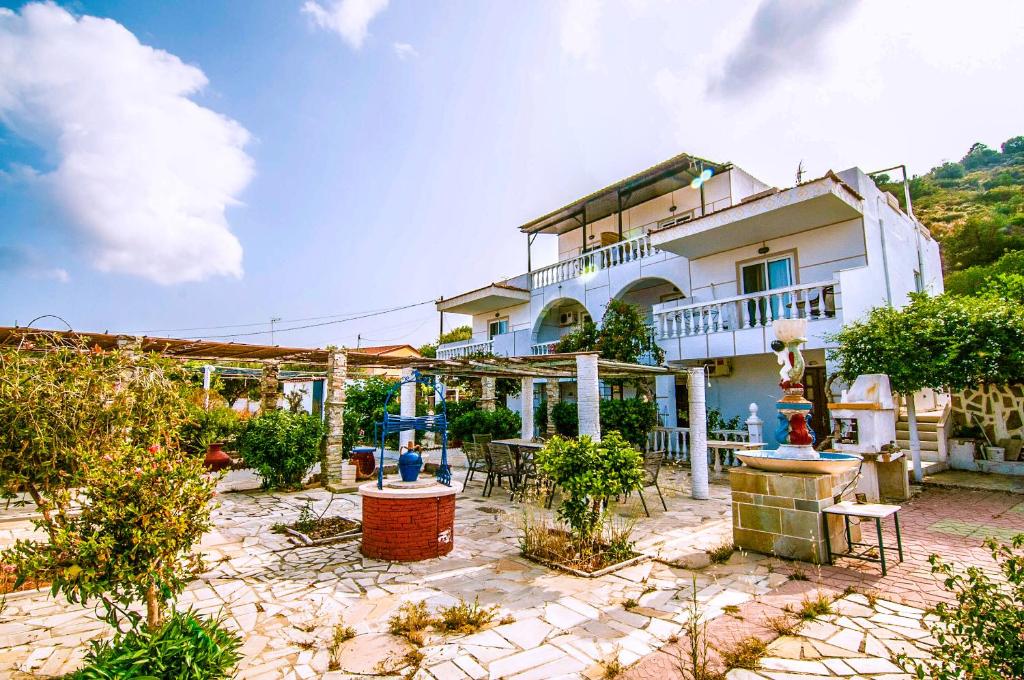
[599,398,658,447]
[899,534,1024,680]
[180,406,243,455]
[237,410,325,489]
[535,432,644,542]
[552,401,578,437]
[71,610,242,679]
[449,408,521,442]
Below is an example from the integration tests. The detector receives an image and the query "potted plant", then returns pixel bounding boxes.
[201,431,232,472]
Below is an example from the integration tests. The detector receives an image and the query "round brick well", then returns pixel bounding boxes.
[359,481,456,561]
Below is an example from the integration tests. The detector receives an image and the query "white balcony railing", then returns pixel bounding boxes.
[531,340,560,355]
[653,280,839,339]
[436,339,493,359]
[530,233,655,289]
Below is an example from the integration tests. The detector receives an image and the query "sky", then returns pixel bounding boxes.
[1,0,1022,350]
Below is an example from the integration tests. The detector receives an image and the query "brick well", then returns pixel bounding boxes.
[359,481,456,561]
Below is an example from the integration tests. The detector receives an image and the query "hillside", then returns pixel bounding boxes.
[875,136,1024,292]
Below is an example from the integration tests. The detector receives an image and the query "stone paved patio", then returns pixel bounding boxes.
[3,469,1021,679]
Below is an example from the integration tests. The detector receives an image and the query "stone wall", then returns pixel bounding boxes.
[952,383,1024,443]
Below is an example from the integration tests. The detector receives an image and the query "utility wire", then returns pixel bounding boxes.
[195,300,435,340]
[135,301,424,334]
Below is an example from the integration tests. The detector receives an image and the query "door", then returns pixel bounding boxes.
[802,366,827,444]
[741,256,793,326]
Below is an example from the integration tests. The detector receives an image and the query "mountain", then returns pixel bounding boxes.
[874,136,1024,293]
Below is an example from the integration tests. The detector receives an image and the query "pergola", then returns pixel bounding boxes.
[0,328,711,498]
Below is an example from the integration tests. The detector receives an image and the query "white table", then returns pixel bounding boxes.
[822,501,904,575]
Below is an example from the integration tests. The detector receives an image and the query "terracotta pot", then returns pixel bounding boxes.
[350,447,377,479]
[203,442,232,472]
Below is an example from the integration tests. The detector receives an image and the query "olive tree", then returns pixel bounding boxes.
[829,292,1024,481]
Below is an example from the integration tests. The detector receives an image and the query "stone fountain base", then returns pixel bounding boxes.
[730,466,860,564]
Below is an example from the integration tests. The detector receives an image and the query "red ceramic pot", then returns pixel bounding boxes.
[203,442,232,472]
[350,447,377,479]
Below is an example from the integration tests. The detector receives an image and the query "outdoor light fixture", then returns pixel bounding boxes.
[758,242,770,255]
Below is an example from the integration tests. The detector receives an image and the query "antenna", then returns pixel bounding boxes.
[270,317,281,345]
[796,160,805,185]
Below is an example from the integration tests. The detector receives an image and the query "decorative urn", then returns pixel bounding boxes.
[350,446,377,479]
[398,441,423,482]
[203,442,232,472]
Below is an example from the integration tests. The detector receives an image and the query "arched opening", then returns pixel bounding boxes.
[531,297,592,354]
[614,277,685,325]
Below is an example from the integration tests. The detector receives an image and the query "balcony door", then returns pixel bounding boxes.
[741,255,793,327]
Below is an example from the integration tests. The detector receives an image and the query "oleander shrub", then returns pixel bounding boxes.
[70,610,242,680]
[599,398,658,447]
[236,409,326,489]
[449,408,521,443]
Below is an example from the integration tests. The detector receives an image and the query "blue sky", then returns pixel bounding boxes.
[1,0,1022,349]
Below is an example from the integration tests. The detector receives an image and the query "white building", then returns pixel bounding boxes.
[435,153,943,446]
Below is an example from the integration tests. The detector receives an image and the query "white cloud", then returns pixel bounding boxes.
[0,245,70,283]
[392,41,418,60]
[0,3,252,285]
[559,0,602,66]
[302,0,389,50]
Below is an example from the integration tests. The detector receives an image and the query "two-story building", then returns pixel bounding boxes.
[434,152,943,446]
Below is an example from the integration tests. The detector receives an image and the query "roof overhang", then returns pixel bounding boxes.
[436,284,530,315]
[649,172,864,259]
[519,152,729,236]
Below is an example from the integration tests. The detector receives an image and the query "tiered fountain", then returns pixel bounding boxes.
[729,318,861,563]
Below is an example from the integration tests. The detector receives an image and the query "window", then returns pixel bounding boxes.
[488,318,509,338]
[740,255,794,326]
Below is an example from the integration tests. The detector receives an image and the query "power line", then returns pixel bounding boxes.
[134,302,413,334]
[195,300,436,340]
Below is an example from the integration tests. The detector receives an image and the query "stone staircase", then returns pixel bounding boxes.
[897,407,949,463]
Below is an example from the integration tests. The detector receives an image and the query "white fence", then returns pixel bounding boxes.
[530,233,655,288]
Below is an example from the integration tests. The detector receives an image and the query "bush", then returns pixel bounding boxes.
[946,250,1024,297]
[180,406,243,455]
[449,408,521,443]
[237,410,325,489]
[899,535,1024,680]
[599,398,658,447]
[552,401,578,437]
[71,610,242,679]
[535,432,643,542]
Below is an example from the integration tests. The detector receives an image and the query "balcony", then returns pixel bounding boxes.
[529,233,656,289]
[653,280,839,339]
[436,338,493,360]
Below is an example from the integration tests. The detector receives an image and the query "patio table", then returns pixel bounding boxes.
[491,439,544,493]
[707,440,764,473]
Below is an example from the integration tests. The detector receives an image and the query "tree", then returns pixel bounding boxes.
[945,251,1024,296]
[962,142,1000,170]
[1001,135,1024,156]
[931,161,965,180]
[597,299,664,365]
[941,213,1024,271]
[418,325,472,358]
[829,292,1024,480]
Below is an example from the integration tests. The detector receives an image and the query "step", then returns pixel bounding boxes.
[897,415,943,425]
[895,427,939,441]
[897,438,940,451]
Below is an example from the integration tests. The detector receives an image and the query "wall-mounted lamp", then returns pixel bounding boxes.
[669,205,677,213]
[757,241,770,255]
[494,312,501,318]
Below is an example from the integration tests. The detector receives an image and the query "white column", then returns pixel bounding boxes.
[202,364,212,410]
[400,368,417,450]
[521,377,534,440]
[655,374,677,428]
[906,394,923,483]
[688,366,709,500]
[745,402,763,444]
[576,354,601,441]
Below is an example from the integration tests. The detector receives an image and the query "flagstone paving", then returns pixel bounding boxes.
[3,472,1021,679]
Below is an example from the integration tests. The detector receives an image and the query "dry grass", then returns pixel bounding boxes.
[706,543,735,565]
[328,623,357,671]
[717,636,768,670]
[602,656,624,679]
[764,613,799,636]
[435,597,500,635]
[519,509,637,573]
[388,601,433,643]
[789,565,809,581]
[796,592,834,621]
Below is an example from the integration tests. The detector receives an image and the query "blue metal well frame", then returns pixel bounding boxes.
[375,370,450,489]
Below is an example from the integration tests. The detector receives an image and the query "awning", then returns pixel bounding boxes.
[435,283,530,315]
[519,152,728,236]
[649,172,864,259]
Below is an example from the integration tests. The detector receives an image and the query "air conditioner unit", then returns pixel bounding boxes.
[559,311,579,327]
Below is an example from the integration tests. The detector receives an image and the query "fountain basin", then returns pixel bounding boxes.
[735,451,862,474]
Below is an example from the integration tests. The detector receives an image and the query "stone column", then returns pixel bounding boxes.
[261,361,280,413]
[481,377,497,412]
[323,350,348,491]
[655,374,677,427]
[400,368,417,450]
[521,377,534,440]
[545,380,559,437]
[688,366,709,500]
[576,354,601,441]
[745,403,763,444]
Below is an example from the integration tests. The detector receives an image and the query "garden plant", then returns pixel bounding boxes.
[236,408,326,489]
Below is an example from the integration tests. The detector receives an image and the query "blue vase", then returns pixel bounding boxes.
[398,450,422,482]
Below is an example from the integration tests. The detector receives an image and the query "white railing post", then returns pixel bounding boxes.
[745,402,763,444]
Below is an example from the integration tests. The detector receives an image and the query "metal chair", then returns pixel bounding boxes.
[461,442,489,492]
[512,449,540,502]
[637,449,668,517]
[485,443,517,498]
[472,434,492,445]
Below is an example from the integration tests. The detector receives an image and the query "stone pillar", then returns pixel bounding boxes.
[746,403,763,444]
[261,361,280,413]
[400,368,417,450]
[521,377,535,440]
[545,380,559,437]
[576,354,601,441]
[688,366,709,500]
[323,350,349,491]
[655,374,677,428]
[481,377,496,412]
